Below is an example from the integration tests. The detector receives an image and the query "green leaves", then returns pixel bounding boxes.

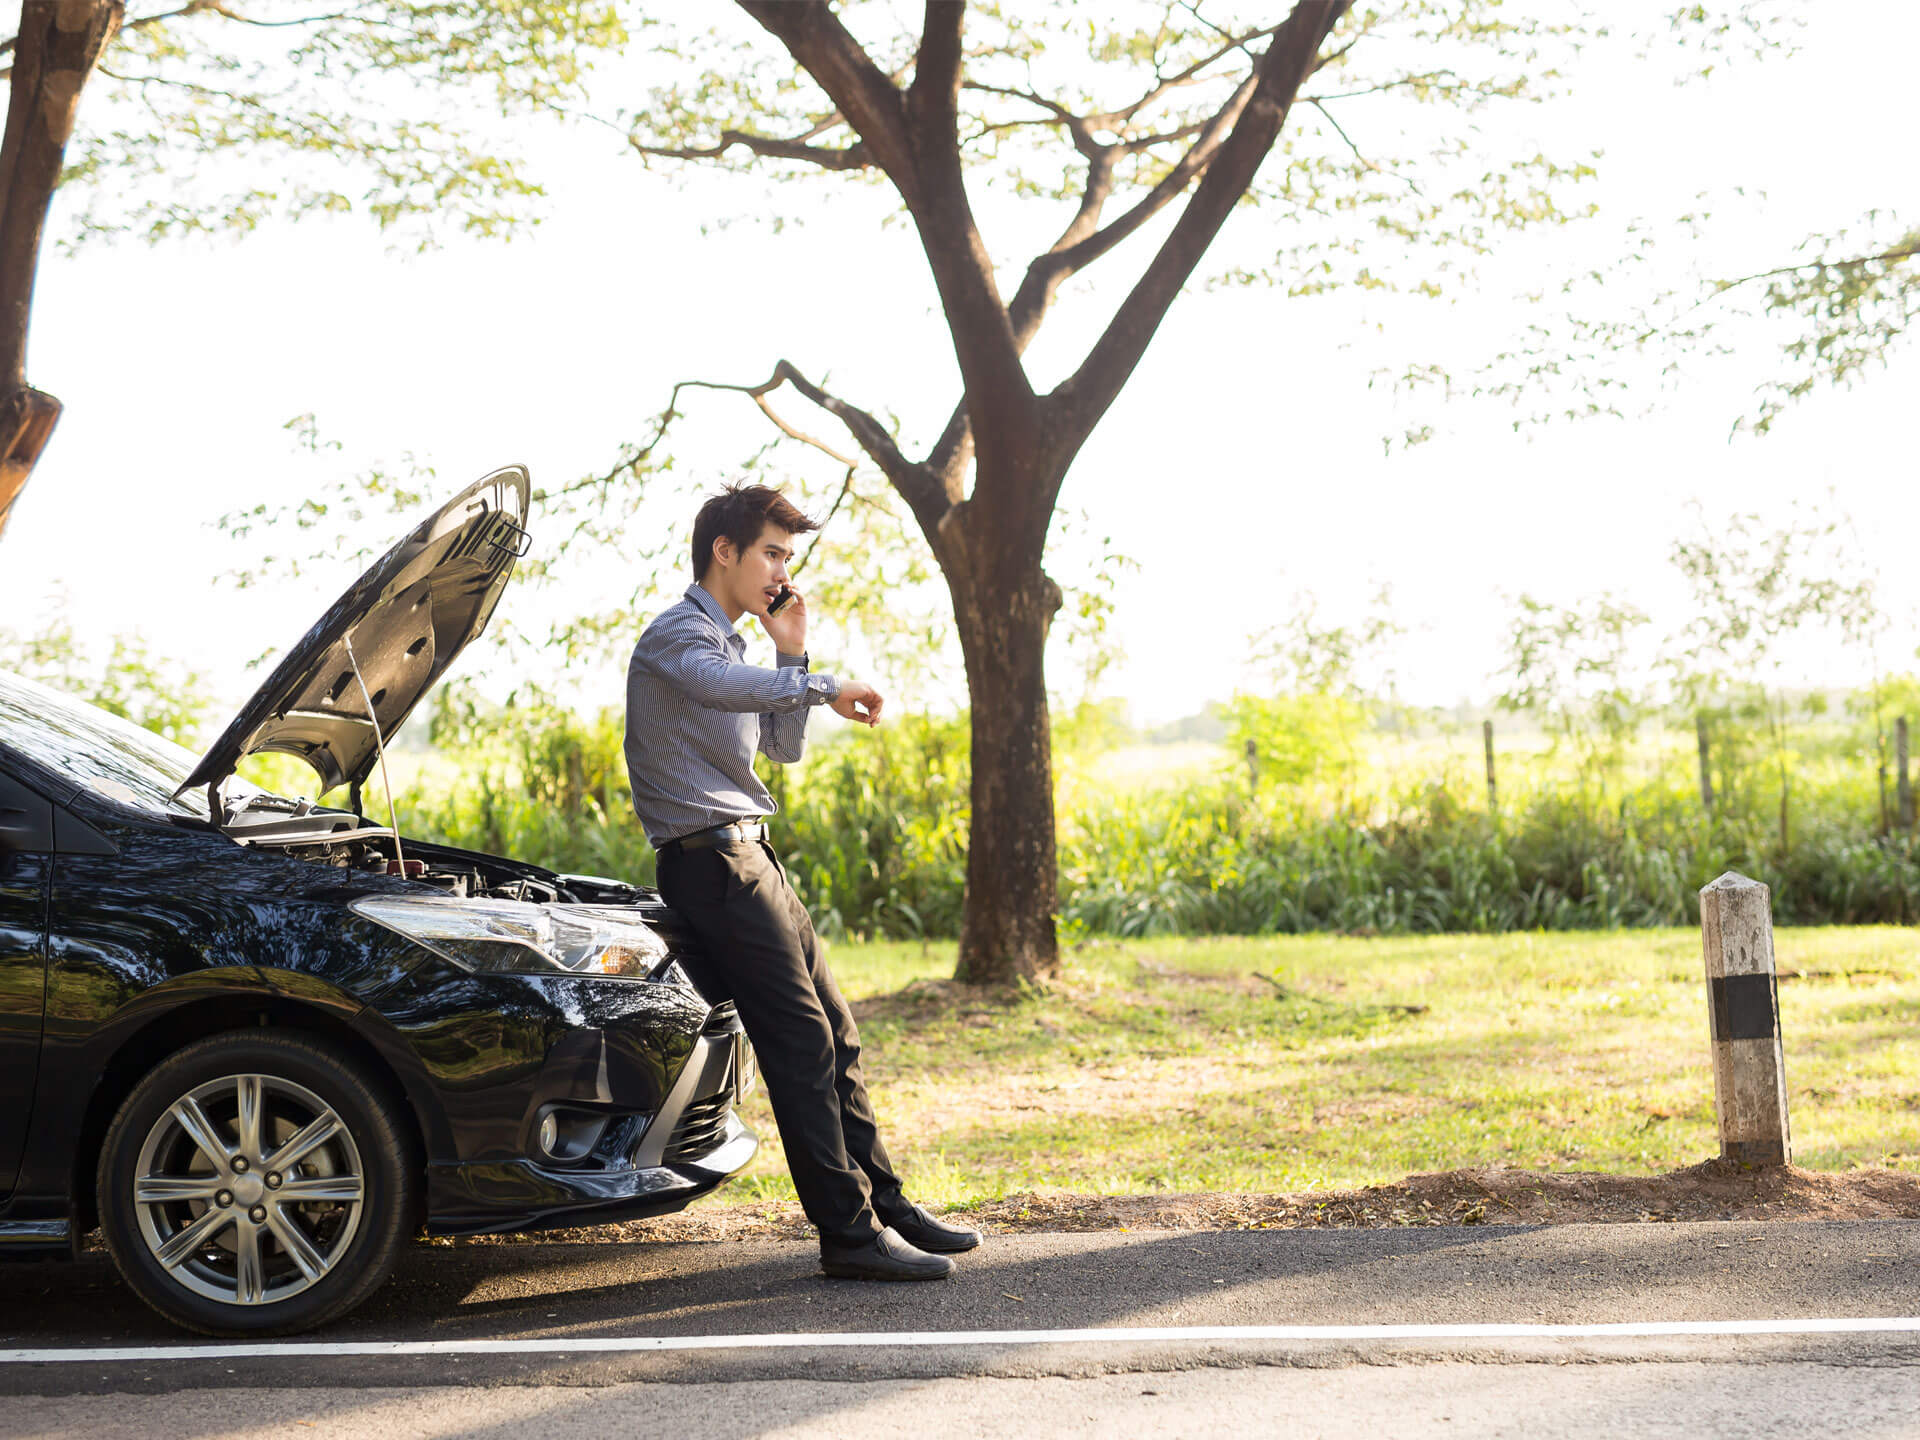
[0,611,213,747]
[65,0,622,247]
[1740,223,1920,436]
[1496,592,1653,781]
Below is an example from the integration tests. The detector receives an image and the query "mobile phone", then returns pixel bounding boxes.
[767,585,796,617]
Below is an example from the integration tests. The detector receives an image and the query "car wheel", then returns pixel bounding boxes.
[97,1028,416,1336]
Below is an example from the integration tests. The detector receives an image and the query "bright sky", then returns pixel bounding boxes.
[3,1,1915,731]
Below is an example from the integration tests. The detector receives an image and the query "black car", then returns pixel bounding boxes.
[0,467,756,1335]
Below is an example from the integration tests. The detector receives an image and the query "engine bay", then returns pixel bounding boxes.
[256,826,568,902]
[219,793,647,908]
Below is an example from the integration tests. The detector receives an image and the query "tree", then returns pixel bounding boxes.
[579,1,1609,984]
[704,4,1355,986]
[60,0,1633,984]
[1667,505,1875,852]
[1515,216,1920,440]
[1230,587,1403,798]
[0,0,123,540]
[1495,592,1652,792]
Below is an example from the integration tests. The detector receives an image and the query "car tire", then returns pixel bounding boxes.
[97,1028,416,1336]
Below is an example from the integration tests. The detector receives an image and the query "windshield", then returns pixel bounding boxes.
[0,668,268,821]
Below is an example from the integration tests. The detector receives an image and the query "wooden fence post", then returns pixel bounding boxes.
[1695,713,1714,813]
[1482,719,1496,813]
[1699,871,1791,1167]
[1898,717,1913,832]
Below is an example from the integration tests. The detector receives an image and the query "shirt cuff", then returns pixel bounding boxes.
[778,652,837,704]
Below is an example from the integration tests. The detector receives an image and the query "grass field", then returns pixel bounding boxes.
[718,927,1920,1210]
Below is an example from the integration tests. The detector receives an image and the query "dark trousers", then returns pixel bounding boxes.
[656,836,906,1246]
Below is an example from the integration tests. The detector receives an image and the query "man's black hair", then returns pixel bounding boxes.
[691,482,819,581]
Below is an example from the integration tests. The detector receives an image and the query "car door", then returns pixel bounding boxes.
[0,767,51,1195]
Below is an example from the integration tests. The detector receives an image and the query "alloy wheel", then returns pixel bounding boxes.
[130,1072,366,1307]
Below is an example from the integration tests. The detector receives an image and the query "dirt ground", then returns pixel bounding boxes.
[448,1160,1920,1248]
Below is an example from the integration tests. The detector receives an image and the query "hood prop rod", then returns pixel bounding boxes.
[342,634,407,873]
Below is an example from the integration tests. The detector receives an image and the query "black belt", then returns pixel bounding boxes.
[661,819,765,854]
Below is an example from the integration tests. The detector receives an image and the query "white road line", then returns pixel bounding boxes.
[6,1317,1920,1364]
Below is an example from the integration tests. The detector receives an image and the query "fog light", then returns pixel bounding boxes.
[534,1106,613,1162]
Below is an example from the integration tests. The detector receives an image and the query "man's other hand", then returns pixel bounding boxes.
[831,680,884,727]
[761,585,808,655]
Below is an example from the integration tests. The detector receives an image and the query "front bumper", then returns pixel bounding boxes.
[422,1003,759,1236]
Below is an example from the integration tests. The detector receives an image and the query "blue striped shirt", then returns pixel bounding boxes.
[624,583,839,847]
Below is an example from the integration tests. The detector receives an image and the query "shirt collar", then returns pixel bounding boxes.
[684,582,740,641]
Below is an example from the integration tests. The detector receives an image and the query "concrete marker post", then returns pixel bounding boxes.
[1699,871,1791,1166]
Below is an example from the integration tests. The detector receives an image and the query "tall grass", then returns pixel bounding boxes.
[394,700,1920,939]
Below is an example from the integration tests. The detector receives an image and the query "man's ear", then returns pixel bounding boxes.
[711,535,735,570]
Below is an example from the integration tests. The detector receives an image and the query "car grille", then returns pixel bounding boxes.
[662,1090,733,1163]
[703,1001,741,1036]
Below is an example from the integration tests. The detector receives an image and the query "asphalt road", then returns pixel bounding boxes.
[6,1222,1920,1436]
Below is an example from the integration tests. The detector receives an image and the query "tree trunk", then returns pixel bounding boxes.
[0,0,123,540]
[946,511,1063,986]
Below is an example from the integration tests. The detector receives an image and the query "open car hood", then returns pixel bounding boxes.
[182,466,531,804]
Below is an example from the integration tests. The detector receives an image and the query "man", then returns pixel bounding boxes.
[624,481,981,1281]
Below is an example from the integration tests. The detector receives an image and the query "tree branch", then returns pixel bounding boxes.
[1306,70,1468,103]
[929,39,1268,487]
[933,38,1266,492]
[791,464,858,576]
[1716,242,1920,292]
[1308,97,1420,192]
[1099,19,1281,127]
[736,1,1035,470]
[629,128,871,171]
[683,360,955,543]
[1050,0,1352,476]
[907,0,965,123]
[1003,72,1255,354]
[961,80,1101,156]
[1116,117,1212,152]
[191,2,359,28]
[735,1,917,191]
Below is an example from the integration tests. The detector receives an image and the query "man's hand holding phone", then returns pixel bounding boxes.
[831,680,884,727]
[761,583,807,655]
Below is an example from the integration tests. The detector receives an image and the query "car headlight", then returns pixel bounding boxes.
[351,896,677,979]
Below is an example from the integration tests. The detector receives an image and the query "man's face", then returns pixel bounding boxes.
[718,522,795,615]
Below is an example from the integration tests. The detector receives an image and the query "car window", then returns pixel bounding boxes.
[0,669,213,819]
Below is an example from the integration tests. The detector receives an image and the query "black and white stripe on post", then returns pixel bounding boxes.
[1699,871,1791,1167]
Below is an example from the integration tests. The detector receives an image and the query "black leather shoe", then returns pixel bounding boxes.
[819,1226,955,1281]
[884,1202,982,1254]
